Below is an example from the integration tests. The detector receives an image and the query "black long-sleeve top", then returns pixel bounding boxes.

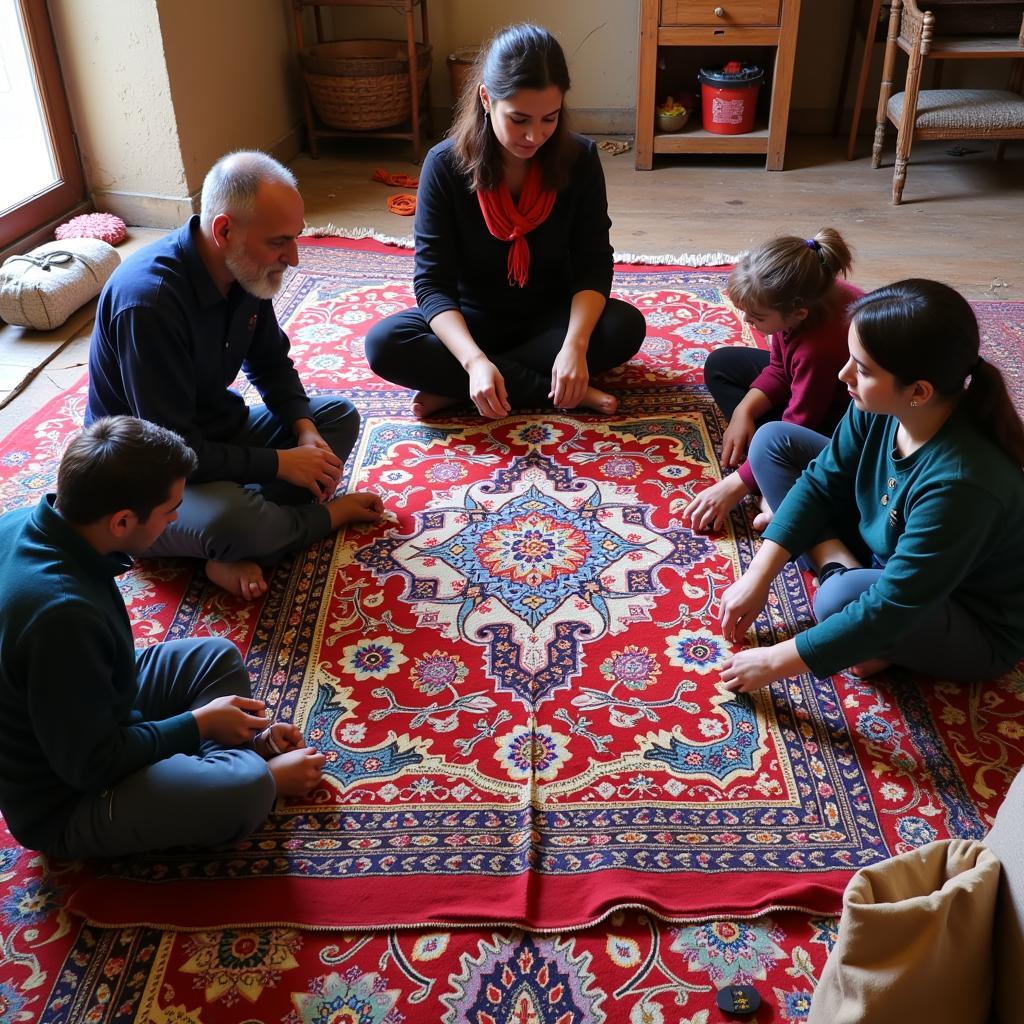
[413,134,614,326]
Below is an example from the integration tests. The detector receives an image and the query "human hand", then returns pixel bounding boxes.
[719,572,772,643]
[295,424,332,453]
[328,491,385,529]
[467,355,511,419]
[254,721,304,758]
[721,647,779,694]
[277,444,343,501]
[721,414,756,468]
[681,474,750,533]
[549,345,589,409]
[193,695,270,745]
[268,746,328,797]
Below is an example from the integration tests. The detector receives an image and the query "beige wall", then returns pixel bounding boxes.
[49,0,1015,226]
[329,1,1014,134]
[50,0,304,226]
[49,0,188,216]
[330,2,855,131]
[158,0,302,195]
[326,1,641,131]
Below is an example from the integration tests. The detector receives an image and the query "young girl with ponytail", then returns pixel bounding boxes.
[365,23,645,419]
[684,228,862,532]
[718,278,1024,693]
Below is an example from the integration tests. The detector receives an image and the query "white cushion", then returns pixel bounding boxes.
[0,238,120,330]
[888,89,1024,131]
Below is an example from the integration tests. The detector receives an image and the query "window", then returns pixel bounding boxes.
[0,0,85,253]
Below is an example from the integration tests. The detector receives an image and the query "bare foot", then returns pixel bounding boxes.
[267,746,327,798]
[412,391,461,418]
[752,497,774,532]
[326,491,385,530]
[578,386,617,415]
[253,722,302,760]
[205,559,268,600]
[850,658,891,679]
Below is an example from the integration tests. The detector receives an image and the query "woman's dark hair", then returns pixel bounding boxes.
[728,227,853,329]
[850,278,1024,466]
[56,416,197,525]
[450,23,578,192]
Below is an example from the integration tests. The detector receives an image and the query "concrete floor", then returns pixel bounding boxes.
[1,133,1021,439]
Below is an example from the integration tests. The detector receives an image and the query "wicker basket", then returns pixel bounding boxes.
[446,45,480,105]
[300,38,432,131]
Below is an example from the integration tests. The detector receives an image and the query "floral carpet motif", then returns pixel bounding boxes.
[1,236,1023,1022]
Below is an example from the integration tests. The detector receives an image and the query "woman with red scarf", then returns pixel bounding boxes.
[366,24,646,419]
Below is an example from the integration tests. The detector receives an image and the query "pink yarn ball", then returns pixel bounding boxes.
[54,213,128,246]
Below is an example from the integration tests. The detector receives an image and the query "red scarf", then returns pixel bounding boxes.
[476,161,556,288]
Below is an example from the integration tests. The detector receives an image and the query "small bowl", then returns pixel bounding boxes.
[655,109,689,133]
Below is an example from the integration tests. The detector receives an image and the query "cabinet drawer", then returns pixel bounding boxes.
[660,0,781,26]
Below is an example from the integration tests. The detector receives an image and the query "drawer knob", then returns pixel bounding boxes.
[714,5,725,15]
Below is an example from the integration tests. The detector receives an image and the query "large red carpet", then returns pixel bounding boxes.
[1,236,1023,1022]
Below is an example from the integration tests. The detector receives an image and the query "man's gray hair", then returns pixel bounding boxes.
[199,151,298,230]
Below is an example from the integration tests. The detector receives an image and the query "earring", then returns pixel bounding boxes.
[910,399,919,408]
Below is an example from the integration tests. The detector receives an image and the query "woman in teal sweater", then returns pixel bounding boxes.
[719,278,1024,692]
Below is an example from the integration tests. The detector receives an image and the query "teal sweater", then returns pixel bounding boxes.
[764,405,1024,678]
[0,497,199,852]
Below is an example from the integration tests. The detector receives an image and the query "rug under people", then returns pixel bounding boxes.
[1,235,1023,1023]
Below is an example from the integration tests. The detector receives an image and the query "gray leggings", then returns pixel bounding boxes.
[52,638,275,859]
[748,421,1009,679]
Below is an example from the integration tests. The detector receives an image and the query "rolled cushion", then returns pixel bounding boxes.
[0,239,120,330]
[54,212,128,246]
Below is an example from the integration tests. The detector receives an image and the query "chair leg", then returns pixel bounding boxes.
[995,140,1007,161]
[892,155,909,203]
[873,0,903,168]
[872,123,887,168]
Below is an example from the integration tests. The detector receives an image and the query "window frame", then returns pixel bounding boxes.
[0,0,86,253]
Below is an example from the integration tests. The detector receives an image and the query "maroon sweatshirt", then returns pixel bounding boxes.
[736,278,865,490]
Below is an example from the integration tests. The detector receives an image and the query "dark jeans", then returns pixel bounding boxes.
[364,299,647,408]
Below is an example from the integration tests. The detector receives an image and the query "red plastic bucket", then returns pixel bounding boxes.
[699,62,763,135]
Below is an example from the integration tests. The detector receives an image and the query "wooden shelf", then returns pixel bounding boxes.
[635,0,802,170]
[653,123,771,153]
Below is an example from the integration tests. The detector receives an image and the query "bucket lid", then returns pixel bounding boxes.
[699,62,764,85]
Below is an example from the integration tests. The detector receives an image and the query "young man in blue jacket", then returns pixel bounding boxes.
[0,416,324,859]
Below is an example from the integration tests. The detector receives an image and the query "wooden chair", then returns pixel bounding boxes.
[872,0,1024,203]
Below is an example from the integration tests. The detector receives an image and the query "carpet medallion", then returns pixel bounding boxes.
[1,236,1023,1021]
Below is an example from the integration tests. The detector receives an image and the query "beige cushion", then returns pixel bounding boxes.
[888,89,1024,131]
[807,838,999,1024]
[0,238,120,330]
[984,768,1024,1024]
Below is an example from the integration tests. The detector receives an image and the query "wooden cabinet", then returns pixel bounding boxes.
[635,0,801,169]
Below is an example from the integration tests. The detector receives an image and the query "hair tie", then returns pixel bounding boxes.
[805,237,827,269]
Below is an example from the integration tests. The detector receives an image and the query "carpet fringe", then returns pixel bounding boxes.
[301,223,741,267]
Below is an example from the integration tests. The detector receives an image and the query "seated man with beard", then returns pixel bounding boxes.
[86,151,381,598]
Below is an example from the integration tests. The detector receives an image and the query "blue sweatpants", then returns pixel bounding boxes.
[52,637,275,859]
